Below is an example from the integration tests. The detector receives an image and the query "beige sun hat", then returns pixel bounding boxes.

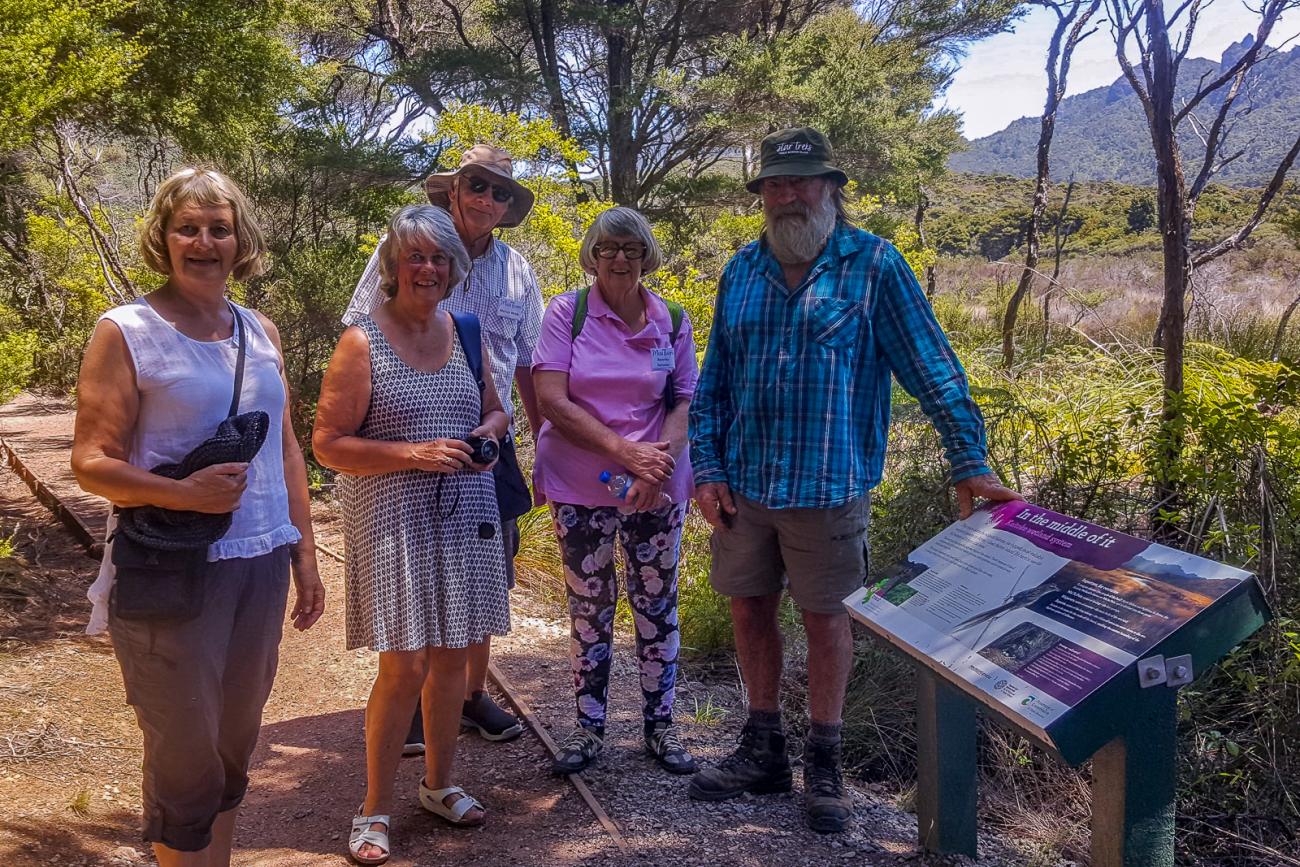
[423,144,536,229]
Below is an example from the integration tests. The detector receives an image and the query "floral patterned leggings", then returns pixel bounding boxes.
[551,502,686,731]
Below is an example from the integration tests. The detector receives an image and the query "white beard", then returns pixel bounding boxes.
[765,194,837,264]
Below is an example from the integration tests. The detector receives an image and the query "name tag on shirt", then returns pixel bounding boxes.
[497,298,524,322]
[651,346,675,372]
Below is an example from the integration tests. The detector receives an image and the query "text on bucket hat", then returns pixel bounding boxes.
[745,127,849,194]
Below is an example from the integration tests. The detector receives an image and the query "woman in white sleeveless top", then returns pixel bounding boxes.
[71,168,324,867]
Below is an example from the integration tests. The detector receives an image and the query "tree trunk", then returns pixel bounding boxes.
[605,0,637,206]
[520,0,588,202]
[1272,288,1300,361]
[1146,0,1190,532]
[914,180,937,300]
[1002,1,1096,368]
[1042,178,1075,355]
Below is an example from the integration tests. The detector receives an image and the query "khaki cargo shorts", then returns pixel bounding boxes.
[708,492,870,614]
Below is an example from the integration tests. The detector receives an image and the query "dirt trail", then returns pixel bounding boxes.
[0,394,1037,866]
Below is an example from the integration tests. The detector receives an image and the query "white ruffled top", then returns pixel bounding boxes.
[85,298,300,634]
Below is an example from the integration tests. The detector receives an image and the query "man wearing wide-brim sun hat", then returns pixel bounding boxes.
[423,144,536,230]
[344,143,544,753]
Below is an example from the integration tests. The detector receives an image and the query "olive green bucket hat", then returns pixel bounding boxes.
[745,127,849,193]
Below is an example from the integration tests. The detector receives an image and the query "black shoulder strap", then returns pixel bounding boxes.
[450,311,486,393]
[228,302,248,417]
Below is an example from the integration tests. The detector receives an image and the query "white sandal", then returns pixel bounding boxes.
[418,780,485,826]
[348,810,391,865]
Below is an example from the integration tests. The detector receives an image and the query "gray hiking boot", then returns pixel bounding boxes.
[552,725,604,774]
[803,739,851,833]
[688,723,792,800]
[644,721,698,775]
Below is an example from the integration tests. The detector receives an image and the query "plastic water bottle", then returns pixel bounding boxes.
[599,471,671,513]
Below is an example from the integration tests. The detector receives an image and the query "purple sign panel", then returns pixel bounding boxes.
[988,502,1148,570]
[977,622,1125,705]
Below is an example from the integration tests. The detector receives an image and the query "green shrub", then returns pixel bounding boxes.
[0,321,36,403]
[676,513,734,654]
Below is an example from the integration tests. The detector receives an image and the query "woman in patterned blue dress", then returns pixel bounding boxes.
[313,205,509,864]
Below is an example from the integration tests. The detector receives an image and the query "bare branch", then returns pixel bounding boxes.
[44,130,134,305]
[1173,0,1203,71]
[1193,131,1300,266]
[1107,0,1155,120]
[1174,0,1288,124]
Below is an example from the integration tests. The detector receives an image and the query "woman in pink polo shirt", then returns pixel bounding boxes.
[533,206,699,776]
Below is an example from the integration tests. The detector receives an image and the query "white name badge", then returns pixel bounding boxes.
[651,346,675,372]
[497,298,524,322]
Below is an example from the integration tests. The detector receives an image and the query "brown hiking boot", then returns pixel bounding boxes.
[803,739,851,833]
[688,723,792,800]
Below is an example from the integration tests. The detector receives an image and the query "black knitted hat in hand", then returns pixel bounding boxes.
[116,410,270,551]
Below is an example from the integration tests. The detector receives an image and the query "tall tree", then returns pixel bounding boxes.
[503,0,1017,205]
[1106,0,1300,528]
[1001,0,1100,369]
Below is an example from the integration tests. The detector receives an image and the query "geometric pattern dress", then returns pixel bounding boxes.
[339,314,510,651]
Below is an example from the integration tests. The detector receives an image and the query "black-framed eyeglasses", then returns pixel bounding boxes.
[465,175,513,204]
[594,242,647,260]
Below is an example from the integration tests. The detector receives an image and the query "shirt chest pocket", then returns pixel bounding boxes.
[484,303,521,338]
[802,297,862,349]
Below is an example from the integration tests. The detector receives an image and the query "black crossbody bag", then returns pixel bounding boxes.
[109,306,253,623]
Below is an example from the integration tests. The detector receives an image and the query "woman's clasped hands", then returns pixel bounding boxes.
[618,439,674,512]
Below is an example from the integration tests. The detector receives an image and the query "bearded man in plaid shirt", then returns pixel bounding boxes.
[687,127,1022,832]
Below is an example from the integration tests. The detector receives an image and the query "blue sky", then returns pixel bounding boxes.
[945,2,1300,139]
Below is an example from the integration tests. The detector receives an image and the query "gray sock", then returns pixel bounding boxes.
[748,709,783,730]
[809,720,843,746]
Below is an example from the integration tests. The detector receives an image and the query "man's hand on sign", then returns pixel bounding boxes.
[695,482,737,530]
[954,472,1024,519]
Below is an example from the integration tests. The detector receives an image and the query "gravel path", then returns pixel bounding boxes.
[0,393,1051,866]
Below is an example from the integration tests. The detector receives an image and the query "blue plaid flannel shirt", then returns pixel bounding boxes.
[688,222,989,509]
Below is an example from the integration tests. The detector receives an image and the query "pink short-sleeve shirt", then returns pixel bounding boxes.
[532,283,698,507]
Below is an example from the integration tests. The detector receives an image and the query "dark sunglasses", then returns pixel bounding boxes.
[594,242,647,260]
[465,175,513,204]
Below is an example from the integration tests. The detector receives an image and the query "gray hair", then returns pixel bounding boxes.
[578,206,663,274]
[832,184,849,223]
[377,205,470,297]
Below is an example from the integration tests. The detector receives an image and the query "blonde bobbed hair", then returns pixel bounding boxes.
[139,167,267,282]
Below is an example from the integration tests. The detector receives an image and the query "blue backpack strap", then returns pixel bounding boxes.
[450,312,485,393]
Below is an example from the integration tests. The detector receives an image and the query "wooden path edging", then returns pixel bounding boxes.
[0,446,631,858]
[0,435,100,555]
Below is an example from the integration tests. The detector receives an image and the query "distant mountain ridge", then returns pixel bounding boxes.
[949,36,1300,185]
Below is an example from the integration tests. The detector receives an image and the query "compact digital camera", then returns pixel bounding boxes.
[464,434,499,465]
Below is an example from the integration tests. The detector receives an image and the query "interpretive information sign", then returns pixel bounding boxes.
[845,502,1253,731]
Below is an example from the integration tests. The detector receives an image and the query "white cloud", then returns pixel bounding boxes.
[944,2,1300,139]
